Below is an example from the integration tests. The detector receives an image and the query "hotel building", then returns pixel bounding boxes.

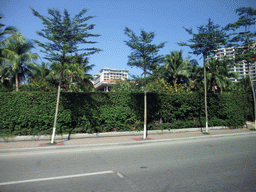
[93,68,129,91]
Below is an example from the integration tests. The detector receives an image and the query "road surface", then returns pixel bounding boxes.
[1,133,256,191]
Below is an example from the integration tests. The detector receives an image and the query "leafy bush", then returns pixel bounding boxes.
[0,90,253,135]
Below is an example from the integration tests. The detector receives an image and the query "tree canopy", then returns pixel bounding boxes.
[179,18,228,57]
[124,27,166,74]
[31,8,101,63]
[1,31,39,91]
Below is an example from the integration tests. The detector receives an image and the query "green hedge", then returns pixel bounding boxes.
[0,91,253,135]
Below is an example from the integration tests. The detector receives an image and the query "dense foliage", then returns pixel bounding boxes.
[0,91,253,136]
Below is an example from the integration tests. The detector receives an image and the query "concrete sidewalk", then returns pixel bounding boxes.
[0,128,254,152]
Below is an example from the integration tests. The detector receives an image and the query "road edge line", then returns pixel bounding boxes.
[0,170,114,186]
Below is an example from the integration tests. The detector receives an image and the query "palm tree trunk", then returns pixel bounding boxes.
[143,68,147,139]
[174,79,177,92]
[70,74,73,84]
[69,73,73,92]
[203,54,209,132]
[51,74,62,144]
[15,73,18,91]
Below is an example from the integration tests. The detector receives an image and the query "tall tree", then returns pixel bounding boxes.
[178,18,228,132]
[161,50,190,91]
[32,7,101,143]
[1,31,39,91]
[124,27,166,139]
[225,6,256,129]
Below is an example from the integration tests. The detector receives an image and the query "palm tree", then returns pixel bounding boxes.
[162,50,190,91]
[74,56,95,92]
[0,15,17,90]
[206,58,239,93]
[0,64,14,90]
[29,62,51,80]
[188,59,204,91]
[66,55,95,92]
[48,54,95,92]
[1,31,39,91]
[24,62,57,91]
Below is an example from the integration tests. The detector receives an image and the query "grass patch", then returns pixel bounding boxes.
[249,128,256,131]
[203,132,210,135]
[46,142,57,145]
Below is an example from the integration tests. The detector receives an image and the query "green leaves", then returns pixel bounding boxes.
[0,91,251,135]
[31,7,101,62]
[206,58,239,92]
[179,18,228,56]
[31,7,99,93]
[124,27,166,73]
[1,31,39,91]
[225,7,256,49]
[160,50,190,90]
[225,6,256,127]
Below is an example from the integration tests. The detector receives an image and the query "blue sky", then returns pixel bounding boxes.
[1,0,256,77]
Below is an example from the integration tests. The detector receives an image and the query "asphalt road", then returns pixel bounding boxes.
[1,133,256,192]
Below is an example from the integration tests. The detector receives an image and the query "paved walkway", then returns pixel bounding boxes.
[0,128,253,151]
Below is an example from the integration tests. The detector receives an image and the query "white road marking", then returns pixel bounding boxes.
[117,172,124,178]
[0,170,114,186]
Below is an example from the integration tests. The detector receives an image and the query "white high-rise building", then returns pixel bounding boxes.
[93,68,129,91]
[207,45,256,82]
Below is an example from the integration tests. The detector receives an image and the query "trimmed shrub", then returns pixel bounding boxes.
[0,90,253,135]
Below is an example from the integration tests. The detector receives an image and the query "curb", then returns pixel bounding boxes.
[0,126,237,142]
